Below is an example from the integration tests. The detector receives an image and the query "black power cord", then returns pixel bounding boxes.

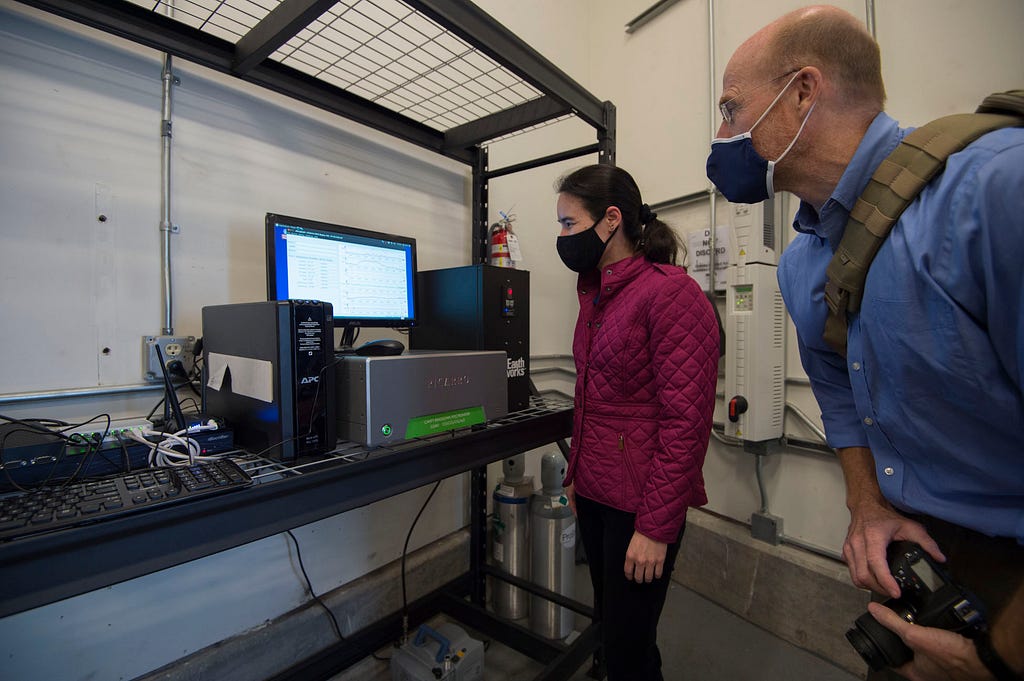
[285,529,344,642]
[400,480,443,643]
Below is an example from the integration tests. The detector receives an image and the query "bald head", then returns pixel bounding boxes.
[733,5,885,112]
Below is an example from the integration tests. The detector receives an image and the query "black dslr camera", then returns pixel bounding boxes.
[845,541,987,670]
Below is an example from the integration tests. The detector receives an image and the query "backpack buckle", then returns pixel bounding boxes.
[824,280,849,316]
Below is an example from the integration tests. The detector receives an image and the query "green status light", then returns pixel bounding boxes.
[381,424,392,436]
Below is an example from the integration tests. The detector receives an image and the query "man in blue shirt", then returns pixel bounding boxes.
[707,6,1023,681]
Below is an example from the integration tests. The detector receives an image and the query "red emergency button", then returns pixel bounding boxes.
[728,396,748,422]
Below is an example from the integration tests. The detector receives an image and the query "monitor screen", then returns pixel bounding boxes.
[266,213,417,330]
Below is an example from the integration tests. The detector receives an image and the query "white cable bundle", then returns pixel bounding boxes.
[124,421,224,467]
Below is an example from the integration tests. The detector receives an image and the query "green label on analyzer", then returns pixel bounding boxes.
[405,406,486,438]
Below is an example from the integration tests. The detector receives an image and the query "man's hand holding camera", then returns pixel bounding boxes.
[866,602,993,681]
[843,496,945,599]
[838,447,946,598]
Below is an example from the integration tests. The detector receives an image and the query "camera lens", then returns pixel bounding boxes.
[846,612,913,671]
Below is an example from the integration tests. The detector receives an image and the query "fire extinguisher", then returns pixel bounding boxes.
[488,211,518,268]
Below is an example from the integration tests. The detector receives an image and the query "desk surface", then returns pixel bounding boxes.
[0,395,573,618]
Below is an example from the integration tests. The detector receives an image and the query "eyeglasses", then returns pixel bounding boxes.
[719,69,801,126]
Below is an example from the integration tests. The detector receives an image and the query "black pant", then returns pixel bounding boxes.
[576,493,685,681]
[866,515,1024,681]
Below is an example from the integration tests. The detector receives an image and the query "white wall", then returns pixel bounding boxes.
[1,0,1022,678]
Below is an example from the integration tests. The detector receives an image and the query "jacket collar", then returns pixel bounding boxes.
[576,253,648,301]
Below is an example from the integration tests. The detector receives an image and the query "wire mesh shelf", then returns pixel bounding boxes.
[133,0,546,132]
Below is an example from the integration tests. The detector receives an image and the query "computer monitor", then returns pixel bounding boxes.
[266,213,417,348]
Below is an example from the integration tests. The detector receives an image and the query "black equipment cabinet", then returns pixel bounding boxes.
[412,265,531,411]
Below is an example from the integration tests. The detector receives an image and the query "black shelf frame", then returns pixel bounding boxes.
[5,2,609,677]
[1,404,572,618]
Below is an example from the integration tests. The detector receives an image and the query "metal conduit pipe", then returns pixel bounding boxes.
[705,0,717,290]
[783,535,843,562]
[160,54,176,335]
[755,453,769,514]
[784,402,827,444]
[864,0,876,39]
[0,384,162,405]
[529,366,577,378]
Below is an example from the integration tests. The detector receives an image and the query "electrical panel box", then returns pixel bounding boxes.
[726,195,786,267]
[724,264,786,441]
[724,196,789,443]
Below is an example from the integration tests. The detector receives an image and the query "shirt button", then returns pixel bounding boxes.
[883,466,894,476]
[581,289,587,295]
[605,286,611,292]
[596,322,601,328]
[851,362,861,371]
[605,269,613,275]
[586,322,591,328]
[863,417,873,426]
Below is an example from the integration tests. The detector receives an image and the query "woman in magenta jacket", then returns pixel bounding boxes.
[556,164,719,681]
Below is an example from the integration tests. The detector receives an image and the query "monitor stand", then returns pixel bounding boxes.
[337,325,358,353]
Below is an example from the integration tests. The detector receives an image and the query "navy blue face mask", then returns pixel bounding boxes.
[706,72,814,204]
[556,219,607,273]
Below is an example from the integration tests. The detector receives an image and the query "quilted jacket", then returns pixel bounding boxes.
[565,254,719,543]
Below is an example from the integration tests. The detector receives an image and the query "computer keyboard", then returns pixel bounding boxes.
[0,459,252,541]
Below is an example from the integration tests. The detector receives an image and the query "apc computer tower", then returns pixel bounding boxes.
[202,300,336,461]
[410,264,530,411]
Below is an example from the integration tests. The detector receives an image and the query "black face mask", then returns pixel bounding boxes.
[557,220,607,273]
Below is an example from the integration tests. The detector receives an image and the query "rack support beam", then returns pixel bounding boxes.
[444,96,571,151]
[233,0,337,74]
[406,0,608,131]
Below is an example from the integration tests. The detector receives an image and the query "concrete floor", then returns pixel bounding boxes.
[331,563,865,681]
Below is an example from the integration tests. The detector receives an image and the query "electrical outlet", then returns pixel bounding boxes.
[143,335,195,382]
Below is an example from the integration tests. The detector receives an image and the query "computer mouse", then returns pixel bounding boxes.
[354,338,406,356]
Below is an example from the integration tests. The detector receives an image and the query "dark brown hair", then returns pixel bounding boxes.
[556,164,682,265]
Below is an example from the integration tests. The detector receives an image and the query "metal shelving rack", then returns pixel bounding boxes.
[5,2,611,677]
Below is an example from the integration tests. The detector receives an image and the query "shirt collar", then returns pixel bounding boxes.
[793,112,907,249]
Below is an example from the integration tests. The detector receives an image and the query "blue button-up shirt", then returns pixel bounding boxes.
[778,112,1024,543]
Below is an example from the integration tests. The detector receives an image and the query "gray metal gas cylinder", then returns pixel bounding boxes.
[529,452,575,639]
[492,454,533,620]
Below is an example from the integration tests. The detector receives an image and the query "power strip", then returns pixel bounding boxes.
[64,419,153,453]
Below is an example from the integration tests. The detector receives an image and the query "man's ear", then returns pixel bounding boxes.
[793,66,822,113]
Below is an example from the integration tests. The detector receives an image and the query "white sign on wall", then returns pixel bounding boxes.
[687,225,730,292]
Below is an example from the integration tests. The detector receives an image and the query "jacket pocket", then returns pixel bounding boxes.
[619,433,643,497]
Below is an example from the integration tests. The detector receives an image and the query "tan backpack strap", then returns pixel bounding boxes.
[822,107,1022,357]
